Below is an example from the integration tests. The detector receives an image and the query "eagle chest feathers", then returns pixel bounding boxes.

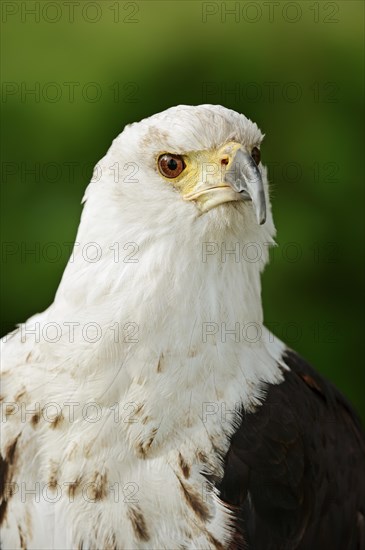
[1,105,364,550]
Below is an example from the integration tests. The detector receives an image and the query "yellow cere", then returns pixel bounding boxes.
[157,141,242,198]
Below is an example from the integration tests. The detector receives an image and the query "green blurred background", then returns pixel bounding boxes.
[1,1,364,419]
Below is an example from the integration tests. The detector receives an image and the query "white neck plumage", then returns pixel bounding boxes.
[38,200,283,434]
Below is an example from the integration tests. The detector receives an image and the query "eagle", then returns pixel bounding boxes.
[1,104,364,550]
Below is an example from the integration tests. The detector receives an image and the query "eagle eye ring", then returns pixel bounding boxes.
[158,154,185,178]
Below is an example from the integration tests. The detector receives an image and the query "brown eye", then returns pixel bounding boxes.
[158,154,185,178]
[251,146,261,166]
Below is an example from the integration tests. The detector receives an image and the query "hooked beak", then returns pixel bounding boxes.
[182,145,266,225]
[224,148,267,225]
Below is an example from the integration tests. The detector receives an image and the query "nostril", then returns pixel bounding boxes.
[221,157,229,166]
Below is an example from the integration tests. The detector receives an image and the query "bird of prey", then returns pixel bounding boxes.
[1,105,364,550]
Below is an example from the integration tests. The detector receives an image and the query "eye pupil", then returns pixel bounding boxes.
[167,159,178,170]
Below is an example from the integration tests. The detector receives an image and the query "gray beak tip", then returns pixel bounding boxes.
[226,148,267,226]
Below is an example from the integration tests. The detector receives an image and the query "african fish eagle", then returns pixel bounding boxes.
[1,105,364,549]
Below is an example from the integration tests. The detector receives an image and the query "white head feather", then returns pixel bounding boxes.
[54,104,275,318]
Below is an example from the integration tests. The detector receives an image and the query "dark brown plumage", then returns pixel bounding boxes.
[218,349,365,550]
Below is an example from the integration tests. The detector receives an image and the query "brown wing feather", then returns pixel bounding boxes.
[218,349,365,550]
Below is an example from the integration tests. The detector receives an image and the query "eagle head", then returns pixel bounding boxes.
[82,104,275,241]
[54,105,276,319]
